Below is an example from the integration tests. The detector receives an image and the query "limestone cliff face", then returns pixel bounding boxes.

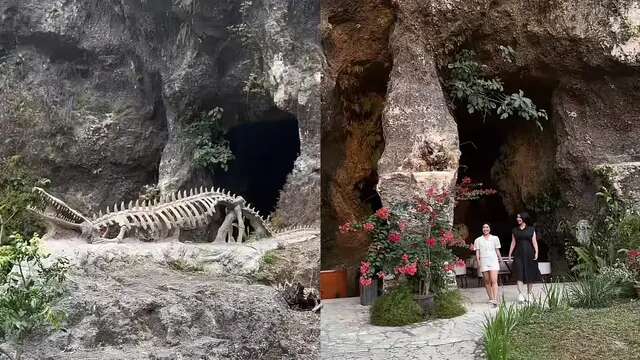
[322,0,640,270]
[0,0,320,225]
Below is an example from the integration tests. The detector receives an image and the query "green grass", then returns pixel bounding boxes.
[431,289,466,319]
[567,275,618,308]
[370,285,424,326]
[509,300,640,360]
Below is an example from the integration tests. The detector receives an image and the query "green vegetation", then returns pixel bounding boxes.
[167,258,204,273]
[0,233,69,360]
[183,107,234,173]
[0,156,50,245]
[370,285,424,326]
[446,49,548,130]
[262,251,277,265]
[509,301,640,360]
[567,275,618,308]
[431,289,466,319]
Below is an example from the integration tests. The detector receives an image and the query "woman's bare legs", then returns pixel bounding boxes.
[517,280,525,301]
[488,270,499,302]
[527,282,534,300]
[483,272,492,300]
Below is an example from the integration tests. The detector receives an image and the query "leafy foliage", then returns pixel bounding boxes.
[431,289,466,319]
[342,178,494,296]
[567,275,618,308]
[0,233,69,359]
[0,156,50,245]
[569,182,639,276]
[183,107,234,173]
[369,285,424,326]
[446,49,548,130]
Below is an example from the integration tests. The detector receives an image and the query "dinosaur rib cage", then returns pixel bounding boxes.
[92,187,273,237]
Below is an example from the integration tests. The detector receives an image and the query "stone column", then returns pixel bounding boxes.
[377,0,460,222]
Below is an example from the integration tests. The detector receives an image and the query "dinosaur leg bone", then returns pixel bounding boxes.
[233,204,245,243]
[214,208,237,243]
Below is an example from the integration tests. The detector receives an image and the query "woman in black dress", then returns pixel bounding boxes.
[508,212,541,302]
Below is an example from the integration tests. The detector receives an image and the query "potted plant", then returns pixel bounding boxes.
[627,249,640,297]
[341,178,496,311]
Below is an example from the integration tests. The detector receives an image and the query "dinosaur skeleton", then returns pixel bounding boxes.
[27,186,278,244]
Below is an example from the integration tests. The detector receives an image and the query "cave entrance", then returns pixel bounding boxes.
[454,115,516,255]
[215,109,300,216]
[453,79,555,263]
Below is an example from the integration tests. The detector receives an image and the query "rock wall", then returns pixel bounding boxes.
[0,0,320,225]
[320,0,394,272]
[322,0,640,270]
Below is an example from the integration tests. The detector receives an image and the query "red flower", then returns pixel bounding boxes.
[338,222,352,234]
[441,231,455,246]
[360,261,371,275]
[360,277,373,287]
[426,237,437,248]
[402,254,409,263]
[363,222,375,232]
[388,232,401,244]
[404,262,418,276]
[427,186,438,198]
[375,207,390,220]
[377,271,386,279]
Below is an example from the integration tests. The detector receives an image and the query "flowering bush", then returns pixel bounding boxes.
[626,249,640,286]
[341,178,495,295]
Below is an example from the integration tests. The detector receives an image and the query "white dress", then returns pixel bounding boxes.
[474,235,501,273]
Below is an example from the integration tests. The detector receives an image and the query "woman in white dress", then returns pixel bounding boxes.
[474,223,502,306]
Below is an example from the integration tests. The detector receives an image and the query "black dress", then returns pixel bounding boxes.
[512,226,541,283]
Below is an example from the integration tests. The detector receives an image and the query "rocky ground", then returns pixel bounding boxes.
[2,231,320,360]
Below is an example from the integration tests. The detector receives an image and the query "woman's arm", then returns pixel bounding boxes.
[532,231,539,260]
[508,234,516,258]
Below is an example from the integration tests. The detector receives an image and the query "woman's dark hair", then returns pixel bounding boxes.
[517,212,530,225]
[482,223,492,228]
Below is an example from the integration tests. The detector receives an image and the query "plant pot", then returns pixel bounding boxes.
[359,279,379,305]
[320,270,348,299]
[413,293,435,314]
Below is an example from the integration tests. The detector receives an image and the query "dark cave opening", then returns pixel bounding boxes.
[214,110,300,216]
[453,77,556,260]
[455,115,515,254]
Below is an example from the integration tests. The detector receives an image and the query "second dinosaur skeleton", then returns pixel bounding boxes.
[28,186,277,244]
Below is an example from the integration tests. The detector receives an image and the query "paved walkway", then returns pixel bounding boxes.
[321,284,551,360]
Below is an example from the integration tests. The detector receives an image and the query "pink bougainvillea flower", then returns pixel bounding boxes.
[377,271,386,279]
[427,186,438,197]
[363,222,375,232]
[441,231,455,246]
[360,261,371,275]
[395,266,406,275]
[426,237,437,248]
[402,254,409,263]
[360,277,373,287]
[388,232,402,244]
[404,262,418,276]
[338,222,352,234]
[375,207,390,220]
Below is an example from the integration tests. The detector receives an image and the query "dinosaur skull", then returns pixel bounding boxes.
[27,187,99,240]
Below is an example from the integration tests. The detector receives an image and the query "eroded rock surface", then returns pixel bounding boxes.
[0,0,320,225]
[8,231,320,359]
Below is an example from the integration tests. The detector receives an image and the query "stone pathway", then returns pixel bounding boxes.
[321,284,551,359]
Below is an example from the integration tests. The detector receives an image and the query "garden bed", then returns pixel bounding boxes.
[509,300,640,360]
